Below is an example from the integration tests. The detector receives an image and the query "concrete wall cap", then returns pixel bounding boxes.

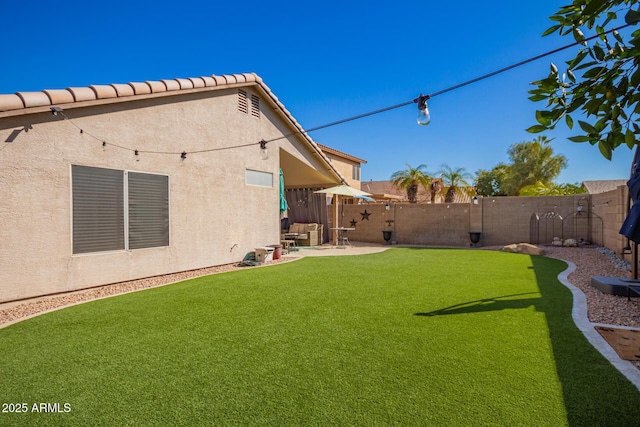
[0,94,25,111]
[16,91,51,108]
[145,80,167,93]
[67,87,97,102]
[110,83,135,97]
[43,89,74,105]
[90,85,118,99]
[161,79,180,91]
[128,82,152,95]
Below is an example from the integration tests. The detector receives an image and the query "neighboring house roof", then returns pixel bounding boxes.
[582,180,627,194]
[0,72,347,186]
[362,180,473,203]
[317,143,367,164]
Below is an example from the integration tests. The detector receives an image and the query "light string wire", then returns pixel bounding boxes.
[53,23,631,156]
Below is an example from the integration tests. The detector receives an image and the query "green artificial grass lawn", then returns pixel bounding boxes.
[1,248,639,426]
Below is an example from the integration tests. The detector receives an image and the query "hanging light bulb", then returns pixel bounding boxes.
[415,94,431,126]
[259,140,268,160]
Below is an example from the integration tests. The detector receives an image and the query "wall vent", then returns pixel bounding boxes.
[238,89,248,114]
[250,94,260,118]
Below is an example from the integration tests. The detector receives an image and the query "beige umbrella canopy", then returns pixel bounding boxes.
[315,185,373,244]
[314,184,372,198]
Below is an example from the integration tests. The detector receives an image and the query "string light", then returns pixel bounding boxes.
[47,22,631,158]
[259,140,268,160]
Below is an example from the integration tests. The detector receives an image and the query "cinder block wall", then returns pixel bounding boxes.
[592,185,628,257]
[330,187,630,255]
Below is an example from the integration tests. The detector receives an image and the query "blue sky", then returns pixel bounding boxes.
[2,1,633,183]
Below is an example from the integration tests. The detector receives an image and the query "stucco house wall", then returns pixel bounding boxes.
[0,74,342,303]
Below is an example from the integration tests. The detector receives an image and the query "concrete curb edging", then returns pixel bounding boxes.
[558,260,640,391]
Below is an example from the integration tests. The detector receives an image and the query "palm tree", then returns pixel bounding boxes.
[438,164,475,203]
[391,163,432,203]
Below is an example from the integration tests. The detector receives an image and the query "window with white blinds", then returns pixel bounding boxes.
[72,165,169,254]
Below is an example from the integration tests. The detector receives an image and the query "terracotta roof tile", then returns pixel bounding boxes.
[145,80,166,93]
[161,79,180,91]
[16,91,51,108]
[318,143,367,164]
[242,73,258,83]
[128,82,152,95]
[175,78,193,89]
[90,85,118,99]
[67,87,97,102]
[110,83,134,97]
[189,77,206,88]
[43,89,74,105]
[212,75,226,85]
[201,76,216,87]
[0,94,24,111]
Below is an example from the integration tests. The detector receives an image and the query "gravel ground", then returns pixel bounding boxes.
[1,246,639,330]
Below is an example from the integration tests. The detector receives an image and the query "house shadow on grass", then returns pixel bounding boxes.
[415,255,640,426]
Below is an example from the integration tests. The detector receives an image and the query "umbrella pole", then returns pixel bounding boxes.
[333,195,339,245]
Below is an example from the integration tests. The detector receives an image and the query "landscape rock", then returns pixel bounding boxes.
[502,243,545,256]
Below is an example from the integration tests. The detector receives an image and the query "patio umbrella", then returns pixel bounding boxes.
[315,185,373,243]
[354,194,375,202]
[314,184,373,198]
[620,147,640,243]
[279,168,288,214]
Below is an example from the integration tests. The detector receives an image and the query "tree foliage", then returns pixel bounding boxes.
[502,136,568,195]
[390,163,432,203]
[475,137,568,196]
[475,164,509,196]
[519,181,587,196]
[527,0,640,160]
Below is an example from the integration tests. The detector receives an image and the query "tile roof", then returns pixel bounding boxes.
[0,73,262,113]
[582,179,627,194]
[0,72,347,185]
[317,143,367,164]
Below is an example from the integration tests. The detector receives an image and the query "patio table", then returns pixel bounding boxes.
[330,227,355,248]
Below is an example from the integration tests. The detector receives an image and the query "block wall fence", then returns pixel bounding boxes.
[327,185,631,261]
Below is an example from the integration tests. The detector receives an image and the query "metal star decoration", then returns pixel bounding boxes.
[360,210,371,221]
[350,219,358,227]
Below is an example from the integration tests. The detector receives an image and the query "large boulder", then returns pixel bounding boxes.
[502,243,545,256]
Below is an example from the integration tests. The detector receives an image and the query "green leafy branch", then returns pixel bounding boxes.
[527,0,640,160]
